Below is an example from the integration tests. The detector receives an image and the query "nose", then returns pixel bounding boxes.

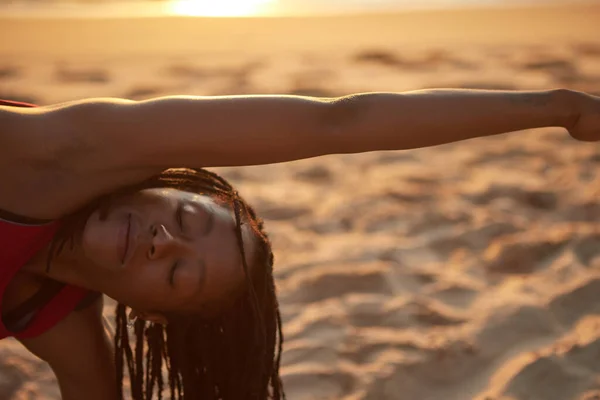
[149,224,185,259]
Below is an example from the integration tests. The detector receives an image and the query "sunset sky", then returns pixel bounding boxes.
[0,0,585,18]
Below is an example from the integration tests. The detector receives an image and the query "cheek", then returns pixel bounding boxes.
[119,262,168,304]
[126,259,165,288]
[82,211,105,247]
[81,211,120,264]
[201,230,249,303]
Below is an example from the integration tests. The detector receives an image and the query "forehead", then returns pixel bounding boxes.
[143,187,211,202]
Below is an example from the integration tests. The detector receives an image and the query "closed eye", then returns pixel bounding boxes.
[176,202,185,232]
[169,261,179,287]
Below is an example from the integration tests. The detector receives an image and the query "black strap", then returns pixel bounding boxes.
[2,280,102,333]
[2,280,65,332]
[0,208,52,225]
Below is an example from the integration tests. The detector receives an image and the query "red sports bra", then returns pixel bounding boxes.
[0,99,88,339]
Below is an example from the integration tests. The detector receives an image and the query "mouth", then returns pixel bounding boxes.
[120,213,132,265]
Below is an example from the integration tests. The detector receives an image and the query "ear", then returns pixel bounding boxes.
[129,309,168,326]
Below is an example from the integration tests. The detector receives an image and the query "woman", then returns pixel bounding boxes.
[0,88,598,400]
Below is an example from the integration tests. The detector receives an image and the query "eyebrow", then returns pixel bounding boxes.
[203,206,215,236]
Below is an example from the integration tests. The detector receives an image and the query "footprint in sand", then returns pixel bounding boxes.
[294,165,333,183]
[54,64,110,84]
[343,294,396,329]
[467,148,536,166]
[282,367,355,400]
[501,356,587,400]
[467,185,558,211]
[374,151,418,165]
[283,264,393,304]
[406,210,471,236]
[391,297,467,328]
[353,49,402,67]
[257,205,312,221]
[283,300,349,343]
[0,66,19,80]
[344,295,468,331]
[353,48,474,71]
[513,55,583,84]
[483,237,569,274]
[548,278,600,326]
[124,85,165,100]
[361,338,483,400]
[429,222,520,258]
[571,42,600,57]
[285,315,346,344]
[476,304,557,357]
[561,201,600,222]
[297,217,353,234]
[572,234,600,266]
[427,282,480,309]
[283,341,340,366]
[164,63,208,79]
[497,318,600,400]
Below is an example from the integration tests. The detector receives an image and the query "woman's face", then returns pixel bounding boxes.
[80,188,258,316]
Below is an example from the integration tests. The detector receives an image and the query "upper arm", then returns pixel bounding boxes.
[1,95,343,218]
[18,296,118,400]
[43,95,340,169]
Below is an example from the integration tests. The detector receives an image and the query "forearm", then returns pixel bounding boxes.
[328,88,575,153]
[36,88,577,173]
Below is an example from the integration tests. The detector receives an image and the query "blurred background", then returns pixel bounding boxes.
[1,0,600,399]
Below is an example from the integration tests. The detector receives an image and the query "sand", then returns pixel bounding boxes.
[1,3,600,399]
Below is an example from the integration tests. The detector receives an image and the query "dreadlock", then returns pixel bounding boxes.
[48,168,285,400]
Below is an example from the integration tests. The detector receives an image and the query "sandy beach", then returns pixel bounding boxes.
[1,3,600,399]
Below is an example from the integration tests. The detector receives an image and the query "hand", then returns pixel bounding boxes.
[564,90,600,142]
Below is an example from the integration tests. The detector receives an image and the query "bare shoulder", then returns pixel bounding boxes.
[17,293,106,361]
[17,294,118,399]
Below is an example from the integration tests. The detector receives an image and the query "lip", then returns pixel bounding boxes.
[118,214,131,266]
[122,214,138,267]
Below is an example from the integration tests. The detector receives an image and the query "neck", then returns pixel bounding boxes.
[25,245,110,293]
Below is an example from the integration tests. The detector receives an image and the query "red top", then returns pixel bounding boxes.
[0,99,88,339]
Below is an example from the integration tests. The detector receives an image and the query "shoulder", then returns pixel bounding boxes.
[0,102,74,218]
[0,99,156,219]
[17,292,107,356]
[17,294,118,398]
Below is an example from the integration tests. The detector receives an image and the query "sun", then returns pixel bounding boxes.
[170,0,275,17]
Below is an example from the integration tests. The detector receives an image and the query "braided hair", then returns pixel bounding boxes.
[48,168,285,399]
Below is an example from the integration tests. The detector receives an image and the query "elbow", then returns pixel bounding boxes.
[318,94,368,153]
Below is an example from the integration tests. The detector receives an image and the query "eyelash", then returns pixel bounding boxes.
[169,261,178,286]
[169,204,185,287]
[176,204,185,231]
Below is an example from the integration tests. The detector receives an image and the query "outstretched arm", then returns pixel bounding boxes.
[16,89,591,168]
[1,88,597,218]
